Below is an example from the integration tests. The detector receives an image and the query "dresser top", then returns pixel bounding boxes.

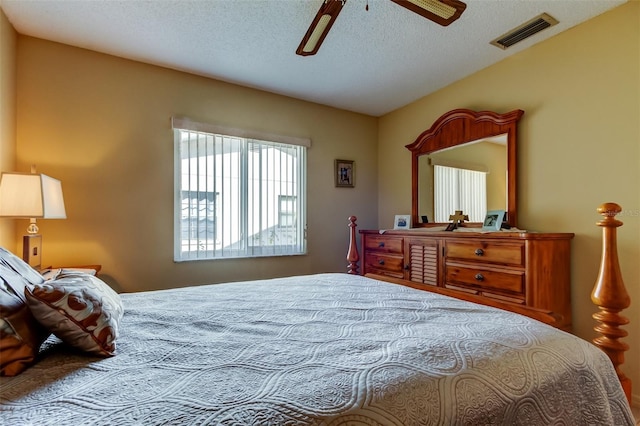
[360,229,575,240]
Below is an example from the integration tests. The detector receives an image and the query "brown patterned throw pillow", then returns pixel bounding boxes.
[25,272,124,356]
[0,264,50,376]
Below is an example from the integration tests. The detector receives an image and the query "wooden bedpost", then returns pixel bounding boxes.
[591,202,631,404]
[347,216,359,275]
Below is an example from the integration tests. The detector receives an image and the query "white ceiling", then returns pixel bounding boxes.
[0,0,626,117]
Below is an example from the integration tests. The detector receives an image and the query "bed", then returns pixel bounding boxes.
[0,209,635,425]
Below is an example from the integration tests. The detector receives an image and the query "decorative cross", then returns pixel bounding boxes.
[449,210,469,224]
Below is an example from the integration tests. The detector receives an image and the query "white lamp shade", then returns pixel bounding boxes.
[0,172,67,219]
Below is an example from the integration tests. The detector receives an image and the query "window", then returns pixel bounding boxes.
[173,118,308,261]
[181,190,217,243]
[434,165,487,222]
[278,195,296,228]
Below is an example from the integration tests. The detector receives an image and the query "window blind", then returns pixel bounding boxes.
[434,165,487,222]
[173,118,307,261]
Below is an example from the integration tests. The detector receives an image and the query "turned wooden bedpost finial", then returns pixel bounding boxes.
[347,216,360,275]
[591,202,631,404]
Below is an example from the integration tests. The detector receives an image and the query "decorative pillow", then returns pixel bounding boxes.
[0,247,44,286]
[0,264,50,376]
[25,272,124,356]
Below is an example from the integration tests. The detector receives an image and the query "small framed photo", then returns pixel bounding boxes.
[335,159,354,188]
[394,214,411,230]
[482,210,506,231]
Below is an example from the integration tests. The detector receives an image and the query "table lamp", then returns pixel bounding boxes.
[0,169,66,268]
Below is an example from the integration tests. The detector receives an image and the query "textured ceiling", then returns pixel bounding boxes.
[0,0,626,116]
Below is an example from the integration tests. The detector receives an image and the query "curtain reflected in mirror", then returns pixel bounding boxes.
[418,137,506,223]
[434,166,487,222]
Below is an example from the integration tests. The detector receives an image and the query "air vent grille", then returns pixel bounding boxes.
[490,13,558,50]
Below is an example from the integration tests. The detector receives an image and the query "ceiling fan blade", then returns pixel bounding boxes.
[296,0,346,57]
[390,0,466,26]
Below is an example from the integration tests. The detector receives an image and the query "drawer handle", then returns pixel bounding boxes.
[474,248,484,256]
[474,273,485,282]
[378,259,385,265]
[378,242,385,248]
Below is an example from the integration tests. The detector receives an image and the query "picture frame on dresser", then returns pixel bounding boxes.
[394,215,411,230]
[482,210,505,231]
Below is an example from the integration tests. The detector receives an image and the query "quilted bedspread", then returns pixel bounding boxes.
[1,273,634,425]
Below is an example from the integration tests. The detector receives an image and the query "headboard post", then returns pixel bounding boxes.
[347,216,360,275]
[591,202,631,404]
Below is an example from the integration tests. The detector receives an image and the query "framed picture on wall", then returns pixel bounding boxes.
[482,210,506,231]
[335,159,354,188]
[394,215,411,230]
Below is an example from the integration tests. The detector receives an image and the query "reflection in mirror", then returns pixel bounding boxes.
[418,135,506,223]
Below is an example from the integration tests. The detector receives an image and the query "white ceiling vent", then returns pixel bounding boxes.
[490,13,559,50]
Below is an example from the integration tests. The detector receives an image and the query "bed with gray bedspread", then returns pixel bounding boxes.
[1,273,634,425]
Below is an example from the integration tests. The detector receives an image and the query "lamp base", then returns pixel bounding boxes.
[23,234,42,270]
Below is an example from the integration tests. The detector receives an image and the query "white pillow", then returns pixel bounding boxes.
[0,247,44,285]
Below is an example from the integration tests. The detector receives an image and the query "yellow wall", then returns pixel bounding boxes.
[14,36,378,293]
[0,8,16,247]
[379,2,639,405]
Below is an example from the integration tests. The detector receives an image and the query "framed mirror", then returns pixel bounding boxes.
[406,109,524,228]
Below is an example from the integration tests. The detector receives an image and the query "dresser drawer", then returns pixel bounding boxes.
[445,264,525,297]
[365,253,404,274]
[445,241,524,266]
[365,236,403,254]
[367,267,405,279]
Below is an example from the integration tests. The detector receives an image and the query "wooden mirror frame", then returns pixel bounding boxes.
[406,109,524,228]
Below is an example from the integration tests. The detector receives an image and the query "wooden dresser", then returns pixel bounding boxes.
[360,229,574,330]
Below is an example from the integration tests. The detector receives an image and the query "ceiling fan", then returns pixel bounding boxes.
[296,0,467,56]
